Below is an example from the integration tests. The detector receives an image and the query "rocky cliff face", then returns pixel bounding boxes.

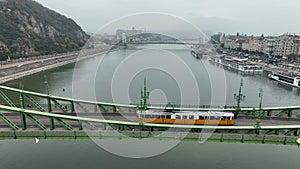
[0,0,89,60]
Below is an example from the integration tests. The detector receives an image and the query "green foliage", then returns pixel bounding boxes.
[0,0,89,58]
[3,49,11,56]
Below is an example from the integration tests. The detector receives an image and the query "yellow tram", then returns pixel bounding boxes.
[136,110,235,126]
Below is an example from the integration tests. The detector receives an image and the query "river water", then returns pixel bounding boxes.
[4,44,300,107]
[2,44,300,169]
[1,139,300,169]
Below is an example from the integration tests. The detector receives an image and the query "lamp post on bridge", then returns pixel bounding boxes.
[233,79,245,118]
[254,88,264,129]
[136,78,149,138]
[44,75,51,112]
[138,78,149,126]
[19,82,26,130]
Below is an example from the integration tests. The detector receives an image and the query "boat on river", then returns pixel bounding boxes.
[190,48,203,59]
[209,55,263,74]
[268,71,300,88]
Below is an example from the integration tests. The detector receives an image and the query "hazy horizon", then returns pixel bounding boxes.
[35,0,300,36]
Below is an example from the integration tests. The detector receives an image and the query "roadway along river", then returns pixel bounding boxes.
[2,44,300,169]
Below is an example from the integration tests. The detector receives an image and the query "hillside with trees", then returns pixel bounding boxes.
[0,0,89,60]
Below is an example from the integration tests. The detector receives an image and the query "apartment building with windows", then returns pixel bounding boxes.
[219,33,300,59]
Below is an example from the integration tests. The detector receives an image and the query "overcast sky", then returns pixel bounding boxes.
[36,0,300,36]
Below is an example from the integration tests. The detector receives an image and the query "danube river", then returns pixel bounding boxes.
[4,44,300,106]
[2,44,300,169]
[1,139,300,169]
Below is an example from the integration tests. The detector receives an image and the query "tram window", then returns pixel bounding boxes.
[161,115,165,119]
[198,116,204,120]
[205,116,210,120]
[210,116,216,120]
[183,115,187,119]
[190,115,194,119]
[176,115,181,119]
[213,116,221,120]
[166,115,171,119]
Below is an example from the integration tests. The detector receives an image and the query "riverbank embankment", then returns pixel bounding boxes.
[0,47,114,84]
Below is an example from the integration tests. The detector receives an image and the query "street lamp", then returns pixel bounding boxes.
[233,79,246,117]
[139,78,149,126]
[254,88,264,129]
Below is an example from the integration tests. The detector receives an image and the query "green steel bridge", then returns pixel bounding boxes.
[0,84,300,144]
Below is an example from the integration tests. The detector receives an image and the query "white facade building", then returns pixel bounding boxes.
[222,34,300,58]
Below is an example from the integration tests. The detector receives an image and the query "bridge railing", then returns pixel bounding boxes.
[0,130,298,145]
[1,103,300,143]
[1,85,300,118]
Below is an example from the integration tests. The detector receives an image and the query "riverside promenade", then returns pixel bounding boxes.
[250,61,300,75]
[0,47,112,84]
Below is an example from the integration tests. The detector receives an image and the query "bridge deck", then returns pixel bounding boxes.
[1,85,300,111]
[1,104,300,130]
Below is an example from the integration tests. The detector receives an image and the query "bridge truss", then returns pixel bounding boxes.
[0,85,300,144]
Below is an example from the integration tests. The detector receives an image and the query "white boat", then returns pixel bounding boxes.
[209,55,263,73]
[268,72,300,88]
[190,49,203,59]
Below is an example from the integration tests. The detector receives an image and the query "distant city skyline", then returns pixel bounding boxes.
[36,0,300,36]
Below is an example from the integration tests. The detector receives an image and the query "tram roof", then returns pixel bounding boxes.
[137,110,234,116]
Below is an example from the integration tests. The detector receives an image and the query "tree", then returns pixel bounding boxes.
[3,49,11,56]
